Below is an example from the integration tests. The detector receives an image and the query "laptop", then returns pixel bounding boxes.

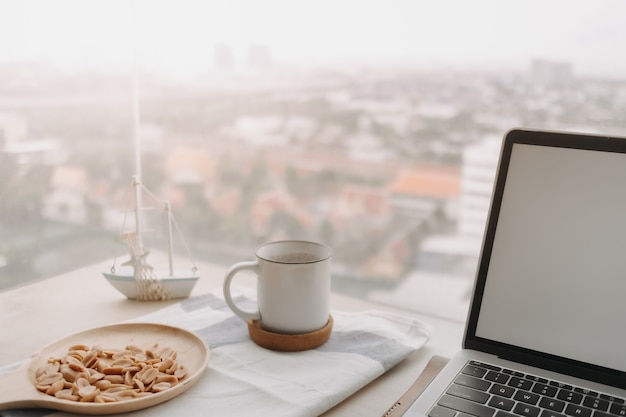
[402,128,626,417]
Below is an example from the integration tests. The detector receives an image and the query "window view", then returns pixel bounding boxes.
[1,1,626,321]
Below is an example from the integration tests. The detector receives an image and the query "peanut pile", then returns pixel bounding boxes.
[34,343,187,403]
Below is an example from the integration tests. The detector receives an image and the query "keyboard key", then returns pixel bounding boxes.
[575,388,598,397]
[514,402,541,417]
[429,405,458,417]
[558,390,583,405]
[470,361,502,372]
[550,382,573,391]
[447,385,490,404]
[489,395,515,411]
[510,377,533,391]
[540,410,567,417]
[438,394,496,417]
[583,397,609,411]
[565,404,592,417]
[495,411,517,417]
[490,384,515,398]
[610,403,626,416]
[502,367,525,378]
[533,383,558,397]
[514,391,541,405]
[455,374,492,391]
[599,395,624,403]
[539,397,566,412]
[463,365,489,378]
[486,371,511,385]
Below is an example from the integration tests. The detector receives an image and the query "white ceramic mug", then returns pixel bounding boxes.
[223,240,332,334]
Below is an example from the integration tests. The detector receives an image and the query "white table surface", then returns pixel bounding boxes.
[0,258,463,417]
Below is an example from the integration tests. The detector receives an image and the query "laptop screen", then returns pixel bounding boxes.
[466,129,626,387]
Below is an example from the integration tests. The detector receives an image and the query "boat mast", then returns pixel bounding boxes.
[131,0,142,250]
[164,201,175,276]
[132,175,143,252]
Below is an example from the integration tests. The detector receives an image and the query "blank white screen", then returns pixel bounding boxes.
[475,143,626,372]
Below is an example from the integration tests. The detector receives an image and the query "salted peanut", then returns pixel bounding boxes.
[67,362,85,372]
[104,384,132,393]
[35,384,51,393]
[44,362,60,375]
[165,360,178,375]
[145,357,162,365]
[78,385,99,402]
[155,374,178,385]
[110,358,135,368]
[156,347,176,360]
[174,365,187,379]
[68,351,86,362]
[93,379,111,390]
[132,352,148,362]
[36,364,50,379]
[95,359,108,373]
[101,394,118,402]
[45,379,65,396]
[82,350,99,368]
[102,366,124,375]
[87,371,105,384]
[74,371,90,383]
[60,363,79,382]
[145,349,158,359]
[37,372,63,386]
[151,382,171,393]
[135,378,146,392]
[103,374,125,384]
[65,355,82,366]
[74,377,90,388]
[122,365,141,373]
[137,366,158,384]
[94,393,117,403]
[55,389,79,401]
[111,350,133,360]
[68,344,90,352]
[101,348,117,357]
[110,389,137,400]
[126,345,143,353]
[46,357,60,366]
[157,358,174,373]
[124,370,133,386]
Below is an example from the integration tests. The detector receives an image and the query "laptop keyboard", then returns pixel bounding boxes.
[428,361,626,417]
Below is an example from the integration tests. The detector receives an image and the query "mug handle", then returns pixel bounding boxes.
[223,260,261,321]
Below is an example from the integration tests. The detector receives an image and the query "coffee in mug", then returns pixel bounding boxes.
[223,240,332,334]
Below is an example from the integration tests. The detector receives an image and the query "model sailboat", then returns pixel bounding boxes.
[103,175,199,300]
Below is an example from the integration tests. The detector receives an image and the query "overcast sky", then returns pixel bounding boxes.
[1,0,625,77]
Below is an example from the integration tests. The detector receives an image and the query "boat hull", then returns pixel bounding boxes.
[102,267,199,300]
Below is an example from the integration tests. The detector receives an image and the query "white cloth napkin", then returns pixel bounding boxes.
[0,287,432,417]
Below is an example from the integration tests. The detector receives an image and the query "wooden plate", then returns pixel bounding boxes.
[0,323,210,415]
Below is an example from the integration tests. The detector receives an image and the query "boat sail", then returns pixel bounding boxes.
[103,175,199,301]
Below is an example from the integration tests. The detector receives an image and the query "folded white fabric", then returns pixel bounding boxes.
[0,287,432,417]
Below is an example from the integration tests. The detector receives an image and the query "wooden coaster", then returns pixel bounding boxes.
[247,315,333,352]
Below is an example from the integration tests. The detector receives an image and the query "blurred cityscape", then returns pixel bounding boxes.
[2,54,626,318]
